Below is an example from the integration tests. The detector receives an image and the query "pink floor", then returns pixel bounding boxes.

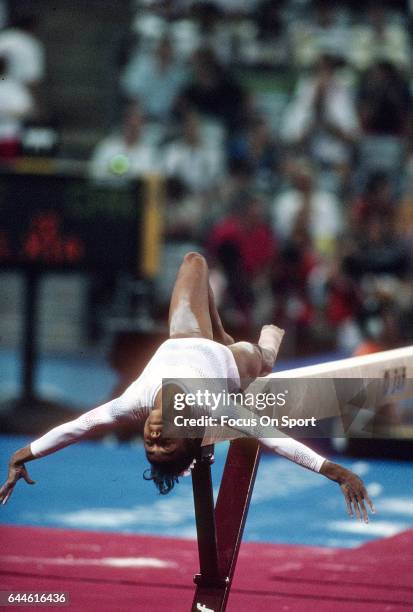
[1,525,412,611]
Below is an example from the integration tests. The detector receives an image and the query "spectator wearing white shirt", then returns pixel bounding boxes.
[350,4,410,71]
[272,159,343,257]
[288,0,351,69]
[0,55,34,158]
[120,37,187,122]
[89,103,159,181]
[163,109,225,193]
[280,54,358,189]
[0,14,45,111]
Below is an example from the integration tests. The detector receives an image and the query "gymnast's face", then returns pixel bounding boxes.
[143,411,184,462]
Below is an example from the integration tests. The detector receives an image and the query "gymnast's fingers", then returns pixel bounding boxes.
[342,487,353,516]
[22,467,35,485]
[350,492,361,521]
[0,483,14,505]
[364,488,376,514]
[358,497,369,523]
[341,484,354,517]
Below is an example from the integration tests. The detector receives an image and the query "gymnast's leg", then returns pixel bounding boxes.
[168,252,283,377]
[169,251,233,343]
[229,325,285,384]
[208,283,234,345]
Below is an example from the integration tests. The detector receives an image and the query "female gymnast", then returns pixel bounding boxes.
[0,252,375,522]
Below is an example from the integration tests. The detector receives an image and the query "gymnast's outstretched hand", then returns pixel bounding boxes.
[0,445,36,505]
[320,460,375,523]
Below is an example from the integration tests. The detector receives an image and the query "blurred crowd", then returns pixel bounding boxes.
[1,0,413,353]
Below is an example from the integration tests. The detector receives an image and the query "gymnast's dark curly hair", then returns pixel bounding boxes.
[143,438,202,495]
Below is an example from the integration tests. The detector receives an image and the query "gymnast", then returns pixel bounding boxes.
[0,252,375,522]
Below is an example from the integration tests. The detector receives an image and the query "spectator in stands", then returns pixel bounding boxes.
[163,108,225,193]
[248,0,287,67]
[289,0,350,68]
[396,171,413,249]
[343,211,410,280]
[356,61,412,186]
[227,115,279,192]
[190,2,232,64]
[156,177,206,307]
[217,158,255,216]
[349,3,410,71]
[272,215,319,334]
[89,103,159,181]
[208,191,277,329]
[0,14,45,109]
[280,54,358,189]
[350,172,394,232]
[163,177,204,244]
[0,55,34,159]
[322,243,363,352]
[177,47,246,131]
[272,159,343,258]
[120,36,187,122]
[358,61,412,138]
[354,291,403,356]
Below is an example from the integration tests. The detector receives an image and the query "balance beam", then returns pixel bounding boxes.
[190,345,413,611]
[191,439,261,612]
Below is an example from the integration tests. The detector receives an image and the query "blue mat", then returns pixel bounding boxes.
[1,434,412,549]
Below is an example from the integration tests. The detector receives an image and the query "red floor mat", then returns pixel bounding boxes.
[0,526,412,611]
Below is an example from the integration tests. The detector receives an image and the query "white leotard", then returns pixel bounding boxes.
[30,337,326,473]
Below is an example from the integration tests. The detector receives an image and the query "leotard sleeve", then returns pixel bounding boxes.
[30,394,145,458]
[258,436,326,472]
[209,401,326,473]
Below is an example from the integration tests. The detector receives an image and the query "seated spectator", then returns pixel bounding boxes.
[120,36,187,122]
[89,103,159,181]
[356,61,412,185]
[0,14,45,108]
[351,172,393,221]
[208,191,277,329]
[0,55,34,159]
[156,177,205,306]
[358,61,411,138]
[325,265,361,329]
[343,212,410,279]
[163,177,204,243]
[396,176,413,248]
[272,218,319,332]
[321,243,363,352]
[190,2,232,64]
[272,159,343,257]
[288,0,350,68]
[177,47,246,131]
[354,292,403,356]
[163,108,225,193]
[227,115,279,192]
[350,172,394,232]
[243,0,287,67]
[280,54,358,187]
[350,4,410,71]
